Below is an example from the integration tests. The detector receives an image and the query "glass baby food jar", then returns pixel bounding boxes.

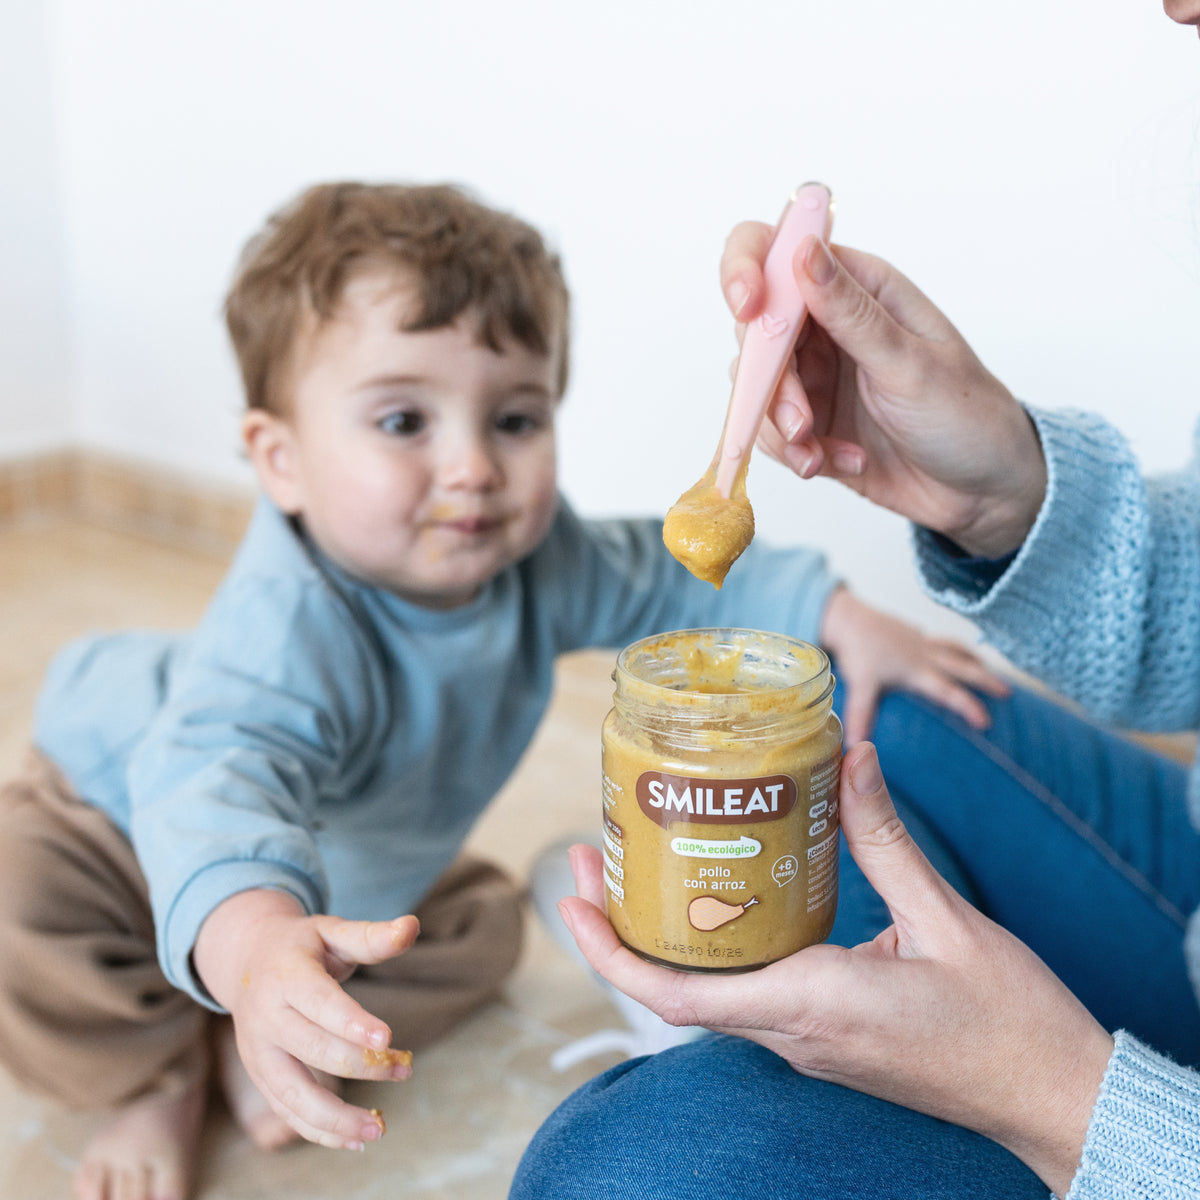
[601,627,841,973]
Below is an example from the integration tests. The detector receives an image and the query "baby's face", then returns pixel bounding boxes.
[257,271,561,608]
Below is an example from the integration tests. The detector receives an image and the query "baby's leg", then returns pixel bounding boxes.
[0,750,210,1199]
[348,855,523,1048]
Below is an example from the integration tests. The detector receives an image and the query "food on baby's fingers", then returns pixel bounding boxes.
[362,1047,413,1069]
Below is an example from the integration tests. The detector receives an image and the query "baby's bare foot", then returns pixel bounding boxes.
[73,1067,207,1200]
[213,1018,342,1151]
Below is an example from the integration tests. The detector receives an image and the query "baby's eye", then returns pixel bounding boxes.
[378,410,426,436]
[495,411,544,436]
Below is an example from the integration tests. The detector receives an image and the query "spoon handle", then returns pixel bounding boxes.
[714,182,834,498]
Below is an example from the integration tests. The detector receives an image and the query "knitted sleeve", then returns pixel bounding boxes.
[1066,1031,1200,1199]
[916,408,1200,732]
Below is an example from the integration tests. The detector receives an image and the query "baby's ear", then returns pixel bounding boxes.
[242,409,304,514]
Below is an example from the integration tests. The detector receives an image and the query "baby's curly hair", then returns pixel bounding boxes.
[224,181,570,414]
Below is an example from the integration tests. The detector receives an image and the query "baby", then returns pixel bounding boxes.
[0,181,1003,1200]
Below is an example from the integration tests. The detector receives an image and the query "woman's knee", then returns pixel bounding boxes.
[512,1035,1046,1200]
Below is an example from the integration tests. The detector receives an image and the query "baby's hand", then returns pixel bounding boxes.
[819,586,1010,745]
[194,890,418,1150]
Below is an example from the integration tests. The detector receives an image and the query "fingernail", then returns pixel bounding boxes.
[557,900,576,936]
[369,1029,388,1050]
[777,401,805,442]
[849,746,883,795]
[805,238,836,286]
[831,446,865,475]
[784,443,815,477]
[728,280,750,319]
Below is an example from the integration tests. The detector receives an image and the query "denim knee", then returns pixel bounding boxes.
[511,1035,1046,1200]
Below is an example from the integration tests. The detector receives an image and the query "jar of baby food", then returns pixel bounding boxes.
[601,627,841,973]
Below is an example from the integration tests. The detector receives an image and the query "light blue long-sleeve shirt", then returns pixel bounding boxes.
[916,406,1200,1199]
[34,495,836,1010]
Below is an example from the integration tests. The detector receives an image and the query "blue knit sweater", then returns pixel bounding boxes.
[917,406,1200,1198]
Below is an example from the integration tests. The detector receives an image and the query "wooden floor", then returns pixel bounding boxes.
[0,514,624,1200]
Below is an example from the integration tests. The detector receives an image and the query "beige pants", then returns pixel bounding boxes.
[0,750,523,1108]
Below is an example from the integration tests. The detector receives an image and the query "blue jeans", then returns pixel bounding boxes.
[510,684,1200,1199]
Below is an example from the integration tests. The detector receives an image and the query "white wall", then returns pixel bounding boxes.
[0,1,72,456]
[13,0,1200,635]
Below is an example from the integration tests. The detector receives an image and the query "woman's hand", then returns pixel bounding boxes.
[819,586,1010,744]
[721,226,1047,558]
[559,743,1113,1196]
[194,890,418,1150]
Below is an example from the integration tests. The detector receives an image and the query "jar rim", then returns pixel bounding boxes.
[614,627,833,714]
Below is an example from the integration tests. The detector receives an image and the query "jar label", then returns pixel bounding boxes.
[635,772,797,829]
[604,753,840,971]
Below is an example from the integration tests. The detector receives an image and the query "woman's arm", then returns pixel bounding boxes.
[918,409,1200,731]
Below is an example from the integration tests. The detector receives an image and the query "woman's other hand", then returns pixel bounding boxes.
[558,742,1113,1196]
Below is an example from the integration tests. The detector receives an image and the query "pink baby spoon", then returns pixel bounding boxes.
[662,183,835,589]
[714,181,834,498]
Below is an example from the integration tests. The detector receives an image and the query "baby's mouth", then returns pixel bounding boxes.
[427,510,504,536]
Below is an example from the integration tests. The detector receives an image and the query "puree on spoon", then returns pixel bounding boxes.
[661,469,755,587]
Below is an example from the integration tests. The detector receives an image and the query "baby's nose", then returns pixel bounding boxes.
[440,438,503,489]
